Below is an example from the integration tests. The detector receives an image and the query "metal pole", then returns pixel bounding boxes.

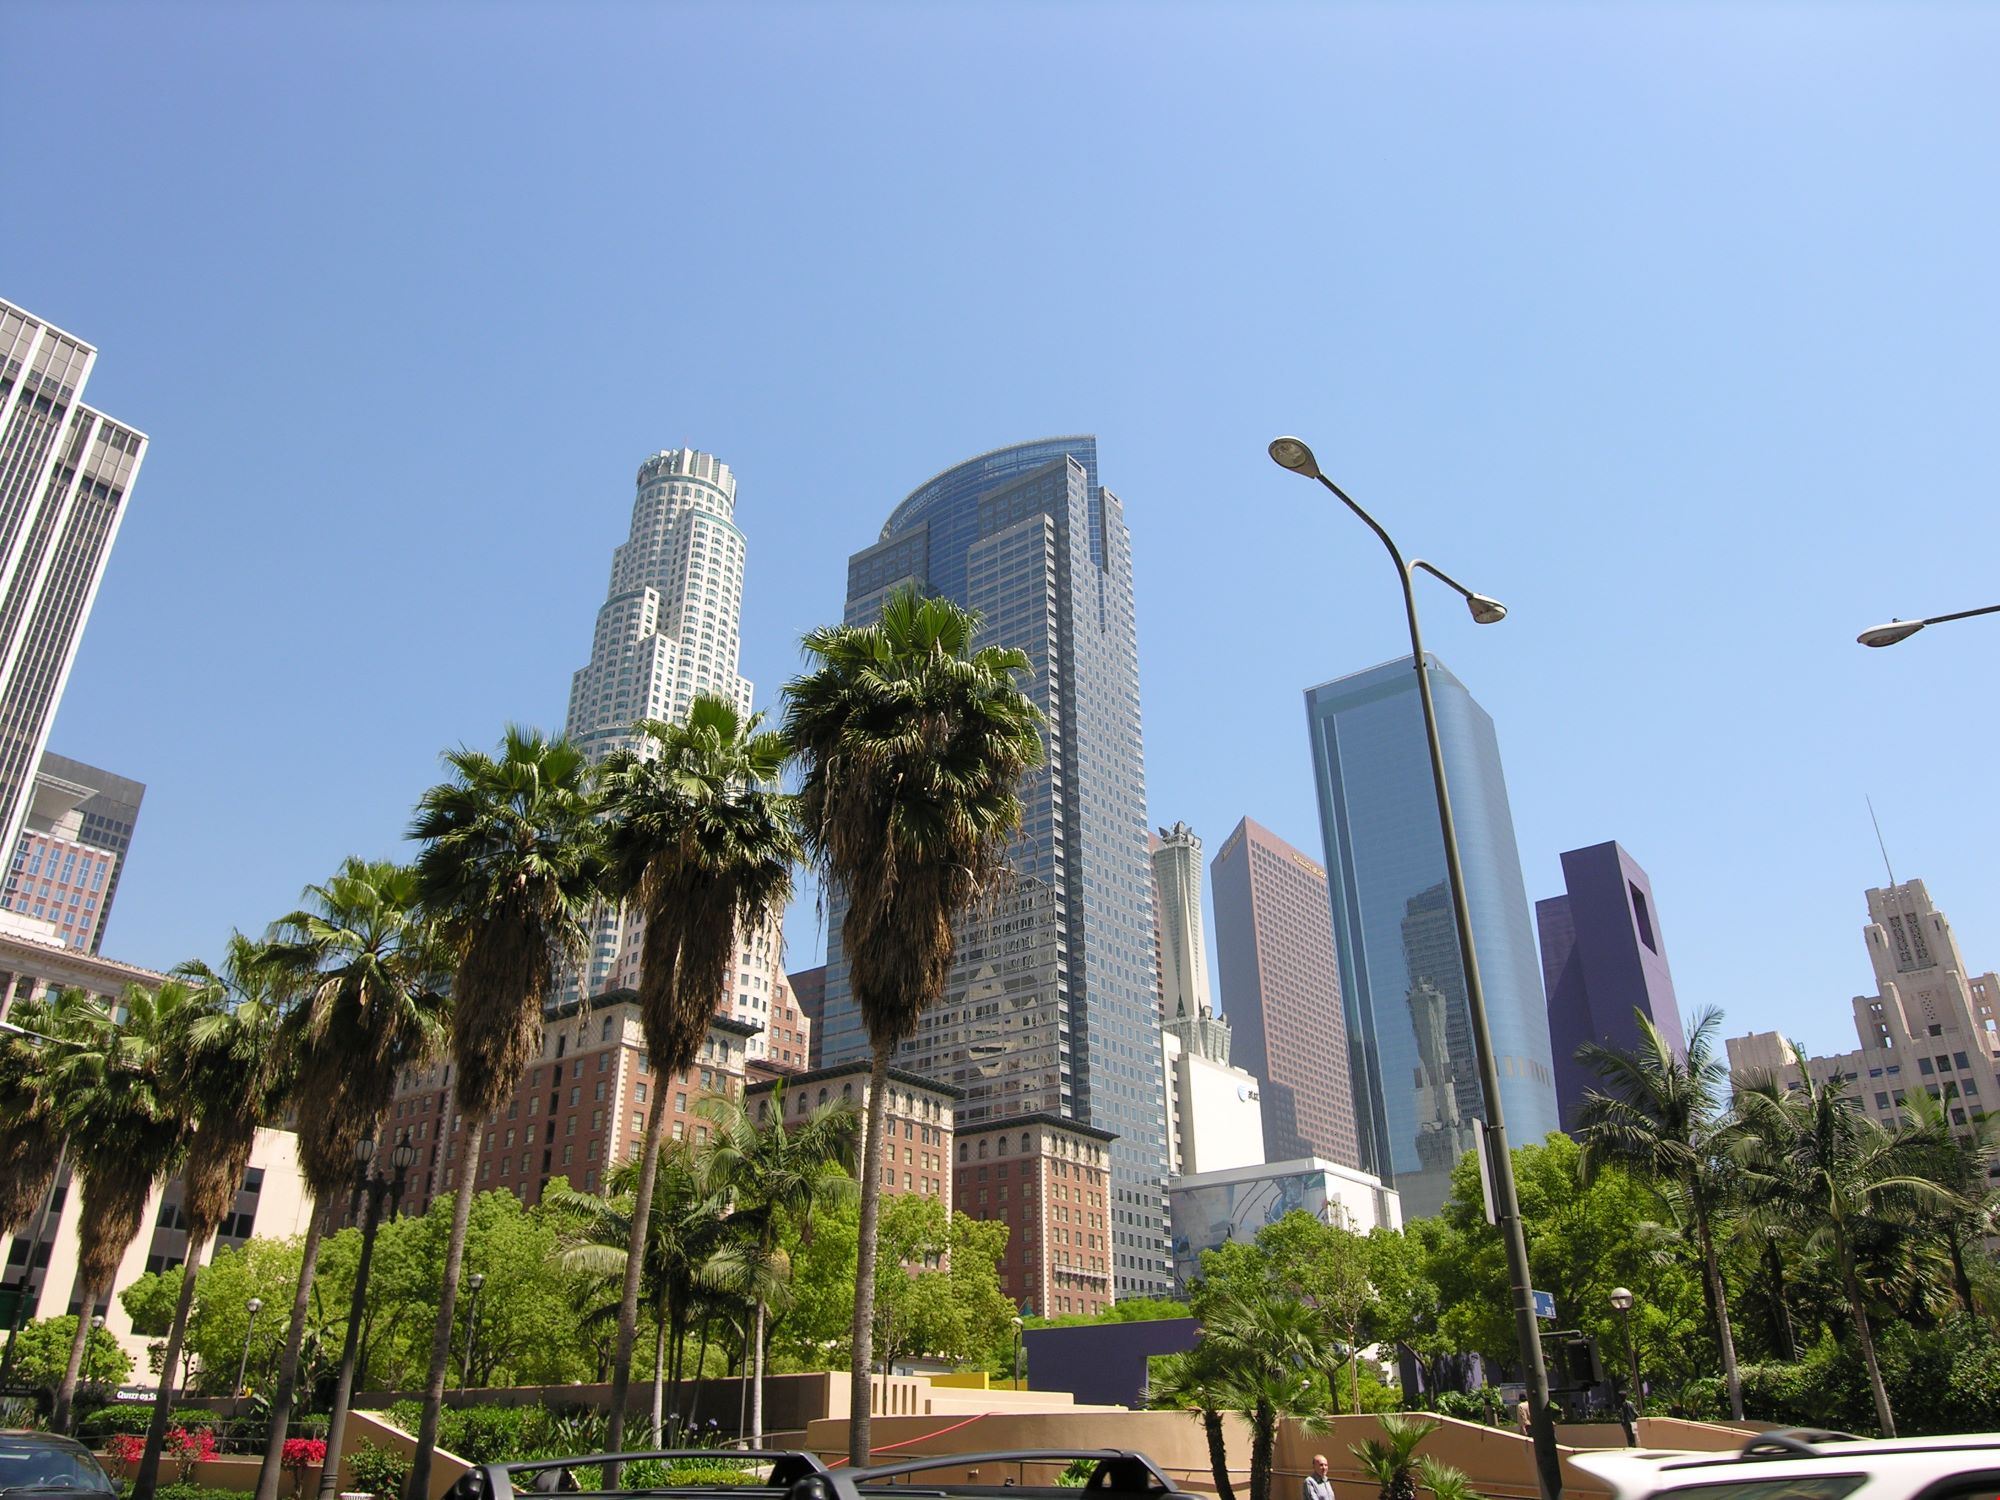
[1622,1306,1642,1415]
[1304,467,1562,1500]
[233,1302,262,1401]
[0,1142,66,1390]
[318,1171,394,1500]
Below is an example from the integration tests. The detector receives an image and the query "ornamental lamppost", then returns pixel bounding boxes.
[1609,1287,1642,1414]
[315,1130,417,1500]
[233,1297,265,1400]
[1267,437,1558,1500]
[461,1272,487,1390]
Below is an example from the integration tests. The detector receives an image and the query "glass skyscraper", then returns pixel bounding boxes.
[818,437,1171,1301]
[1305,655,1558,1220]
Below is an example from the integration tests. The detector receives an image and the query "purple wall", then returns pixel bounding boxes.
[1537,841,1685,1131]
[1023,1318,1199,1408]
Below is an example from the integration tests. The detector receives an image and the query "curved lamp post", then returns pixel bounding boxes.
[316,1130,417,1500]
[1267,436,1559,1500]
[233,1297,264,1400]
[1858,603,2000,648]
[1609,1286,1641,1414]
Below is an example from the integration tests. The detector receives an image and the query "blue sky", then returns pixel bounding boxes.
[6,2,1997,1061]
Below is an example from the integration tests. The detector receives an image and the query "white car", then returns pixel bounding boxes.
[1574,1429,2000,1500]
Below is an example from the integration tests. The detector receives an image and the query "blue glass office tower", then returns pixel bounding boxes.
[818,437,1171,1300]
[1305,655,1558,1220]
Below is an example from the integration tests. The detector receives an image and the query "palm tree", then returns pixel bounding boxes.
[1350,1416,1442,1500]
[1893,1083,1999,1316]
[698,1083,856,1439]
[593,696,797,1463]
[406,727,604,1500]
[131,940,293,1500]
[1734,1054,1959,1437]
[783,587,1043,1465]
[0,992,65,1237]
[1574,1007,1745,1420]
[251,858,449,1500]
[44,982,201,1432]
[1147,1345,1240,1500]
[547,1143,731,1444]
[1200,1288,1335,1500]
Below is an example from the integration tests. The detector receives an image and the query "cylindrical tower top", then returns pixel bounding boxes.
[636,447,735,503]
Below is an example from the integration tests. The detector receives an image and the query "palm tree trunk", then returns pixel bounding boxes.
[1200,1410,1235,1500]
[751,1299,767,1441]
[133,1237,208,1500]
[407,1127,484,1500]
[604,1084,671,1480]
[1946,1224,1977,1317]
[1349,1336,1361,1414]
[847,1042,893,1467]
[1694,1207,1745,1420]
[255,1199,331,1500]
[687,1312,710,1431]
[1765,1240,1798,1362]
[651,1315,667,1444]
[51,1284,98,1433]
[1248,1400,1274,1500]
[1839,1236,1896,1437]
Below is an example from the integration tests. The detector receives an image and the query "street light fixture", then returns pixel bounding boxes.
[462,1272,487,1391]
[1609,1287,1642,1415]
[1857,602,2000,648]
[234,1297,265,1401]
[1266,436,1557,1500]
[315,1132,416,1500]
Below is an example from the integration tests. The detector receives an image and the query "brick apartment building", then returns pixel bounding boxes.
[747,1060,959,1204]
[953,1113,1115,1318]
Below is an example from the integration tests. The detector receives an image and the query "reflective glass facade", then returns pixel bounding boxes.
[820,437,1171,1300]
[1305,655,1558,1220]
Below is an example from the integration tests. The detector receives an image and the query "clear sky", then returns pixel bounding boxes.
[6,2,1997,1062]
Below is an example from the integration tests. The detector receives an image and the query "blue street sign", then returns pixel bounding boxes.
[1532,1289,1557,1321]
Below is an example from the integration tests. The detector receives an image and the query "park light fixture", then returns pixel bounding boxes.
[1858,603,2000,648]
[392,1134,419,1172]
[353,1132,376,1166]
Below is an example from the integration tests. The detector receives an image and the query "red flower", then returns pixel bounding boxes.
[105,1435,146,1472]
[283,1439,329,1471]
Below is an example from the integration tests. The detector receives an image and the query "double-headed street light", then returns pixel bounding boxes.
[316,1130,418,1500]
[1857,602,2000,648]
[1267,437,1560,1500]
[1609,1287,1642,1415]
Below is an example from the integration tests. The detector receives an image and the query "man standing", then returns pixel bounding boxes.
[1304,1455,1334,1500]
[1618,1390,1640,1448]
[1516,1396,1532,1435]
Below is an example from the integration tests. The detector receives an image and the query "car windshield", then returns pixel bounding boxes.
[0,1440,111,1494]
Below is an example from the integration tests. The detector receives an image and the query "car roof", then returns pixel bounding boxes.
[0,1434,90,1448]
[1574,1434,2000,1500]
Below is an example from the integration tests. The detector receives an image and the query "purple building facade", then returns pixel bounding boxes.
[1536,841,1686,1131]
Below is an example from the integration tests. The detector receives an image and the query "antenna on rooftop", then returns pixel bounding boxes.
[1866,795,1897,888]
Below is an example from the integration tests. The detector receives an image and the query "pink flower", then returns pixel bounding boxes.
[283,1439,329,1471]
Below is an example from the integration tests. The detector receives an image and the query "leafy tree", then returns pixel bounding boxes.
[1575,1007,1746,1419]
[120,1236,308,1396]
[1255,1212,1376,1413]
[133,939,293,1500]
[594,696,797,1464]
[5,1316,132,1394]
[784,587,1043,1464]
[43,982,198,1431]
[254,857,447,1500]
[699,1082,855,1438]
[1893,1084,1999,1316]
[406,727,604,1500]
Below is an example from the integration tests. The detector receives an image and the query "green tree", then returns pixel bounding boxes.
[120,1235,307,1396]
[253,857,448,1500]
[1736,1057,1960,1437]
[1893,1084,1999,1316]
[43,982,198,1431]
[1147,1344,1239,1500]
[699,1081,855,1439]
[1575,1007,1746,1419]
[1255,1212,1376,1413]
[784,587,1043,1464]
[133,940,293,1500]
[5,1316,132,1394]
[0,991,68,1237]
[406,727,604,1500]
[595,695,797,1464]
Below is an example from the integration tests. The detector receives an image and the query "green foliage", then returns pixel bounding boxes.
[345,1440,409,1499]
[873,1194,1016,1368]
[6,1316,134,1392]
[1032,1296,1188,1327]
[152,1486,253,1500]
[1349,1414,1441,1500]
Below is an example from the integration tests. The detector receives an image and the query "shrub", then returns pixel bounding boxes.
[166,1426,219,1483]
[659,1462,766,1486]
[441,1405,529,1464]
[104,1434,146,1475]
[81,1406,159,1438]
[282,1438,327,1498]
[346,1441,409,1500]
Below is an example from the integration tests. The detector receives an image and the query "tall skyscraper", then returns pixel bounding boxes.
[1305,655,1558,1220]
[0,301,148,865]
[2,752,144,953]
[817,437,1169,1299]
[1210,816,1359,1167]
[1536,841,1685,1130]
[564,448,753,995]
[1729,878,2000,1140]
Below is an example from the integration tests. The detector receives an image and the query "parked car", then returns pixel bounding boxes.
[1575,1428,2000,1500]
[0,1432,118,1500]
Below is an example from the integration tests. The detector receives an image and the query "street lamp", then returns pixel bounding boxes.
[315,1131,417,1500]
[233,1297,264,1400]
[1267,436,1559,1500]
[461,1272,487,1390]
[1010,1317,1024,1389]
[1857,603,2000,648]
[1609,1287,1642,1415]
